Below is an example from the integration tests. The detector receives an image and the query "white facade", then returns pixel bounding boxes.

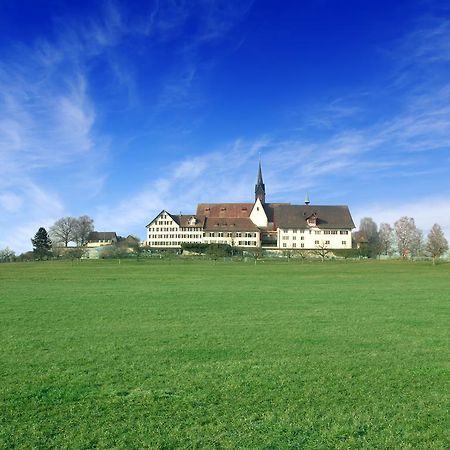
[144,165,354,251]
[277,227,351,250]
[145,212,203,248]
[202,231,259,247]
[145,208,352,250]
[249,198,268,227]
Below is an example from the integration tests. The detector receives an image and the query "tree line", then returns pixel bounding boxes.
[355,216,448,264]
[0,214,448,263]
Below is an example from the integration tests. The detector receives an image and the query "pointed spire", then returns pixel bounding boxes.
[255,158,266,203]
[304,192,310,205]
[256,159,264,185]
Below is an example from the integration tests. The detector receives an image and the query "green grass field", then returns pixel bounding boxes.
[1,259,449,449]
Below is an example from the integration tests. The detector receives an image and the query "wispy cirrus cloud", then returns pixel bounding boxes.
[2,3,450,254]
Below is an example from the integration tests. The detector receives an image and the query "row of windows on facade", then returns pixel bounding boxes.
[281,240,347,248]
[148,235,202,240]
[282,229,349,235]
[150,227,203,232]
[282,235,349,241]
[148,232,257,239]
[151,241,257,247]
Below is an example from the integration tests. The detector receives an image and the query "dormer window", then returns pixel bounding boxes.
[306,213,318,227]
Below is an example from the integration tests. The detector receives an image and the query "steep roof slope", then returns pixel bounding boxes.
[87,231,117,241]
[273,205,355,229]
[196,203,254,218]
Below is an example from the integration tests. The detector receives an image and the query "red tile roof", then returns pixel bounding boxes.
[203,217,259,231]
[196,203,254,218]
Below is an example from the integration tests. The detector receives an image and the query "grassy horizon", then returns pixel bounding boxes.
[1,259,449,448]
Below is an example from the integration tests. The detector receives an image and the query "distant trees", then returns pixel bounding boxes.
[357,217,380,257]
[352,217,449,262]
[314,241,331,262]
[50,215,94,247]
[0,247,15,263]
[426,224,449,264]
[394,216,423,259]
[50,217,77,247]
[73,215,94,246]
[31,227,52,260]
[378,223,394,256]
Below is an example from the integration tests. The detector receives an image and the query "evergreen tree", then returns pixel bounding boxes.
[31,227,53,260]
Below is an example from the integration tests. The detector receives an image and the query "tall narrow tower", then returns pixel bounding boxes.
[255,160,266,203]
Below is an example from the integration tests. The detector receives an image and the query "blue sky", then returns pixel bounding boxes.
[1,0,450,252]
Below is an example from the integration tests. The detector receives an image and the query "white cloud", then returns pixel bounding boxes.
[0,182,64,252]
[0,192,22,213]
[353,197,450,240]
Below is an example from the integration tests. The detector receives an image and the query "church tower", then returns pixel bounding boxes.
[255,160,266,203]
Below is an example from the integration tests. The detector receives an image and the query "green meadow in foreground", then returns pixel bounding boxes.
[1,259,449,449]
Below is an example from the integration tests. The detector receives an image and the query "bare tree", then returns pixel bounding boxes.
[426,224,449,265]
[378,223,394,256]
[394,216,423,259]
[313,241,331,262]
[283,249,292,261]
[73,215,94,246]
[50,217,77,247]
[0,247,15,262]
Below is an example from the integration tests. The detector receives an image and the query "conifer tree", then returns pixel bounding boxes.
[31,227,52,260]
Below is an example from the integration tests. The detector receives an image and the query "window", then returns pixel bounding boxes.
[301,243,305,248]
[293,243,297,248]
[292,236,296,240]
[315,240,319,245]
[342,241,346,245]
[292,229,297,233]
[340,230,349,235]
[301,236,304,240]
[325,240,330,245]
[315,230,321,235]
[282,243,287,248]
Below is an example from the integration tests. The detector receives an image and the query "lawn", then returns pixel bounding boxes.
[0,259,449,449]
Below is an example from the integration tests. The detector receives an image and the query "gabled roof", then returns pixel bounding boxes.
[146,210,204,228]
[263,202,291,223]
[196,203,254,218]
[273,205,355,229]
[87,231,118,241]
[204,217,259,231]
[172,215,205,227]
